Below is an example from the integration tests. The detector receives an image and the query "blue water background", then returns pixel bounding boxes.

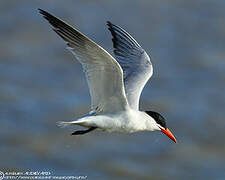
[0,1,225,179]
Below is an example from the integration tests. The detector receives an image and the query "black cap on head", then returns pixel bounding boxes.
[145,111,167,129]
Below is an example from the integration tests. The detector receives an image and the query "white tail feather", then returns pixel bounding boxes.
[56,121,73,128]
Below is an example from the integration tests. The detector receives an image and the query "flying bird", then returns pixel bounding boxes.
[39,9,177,143]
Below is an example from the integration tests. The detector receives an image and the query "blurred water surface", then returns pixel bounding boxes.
[1,0,225,179]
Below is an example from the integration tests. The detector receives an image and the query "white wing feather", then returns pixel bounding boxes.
[39,9,129,113]
[107,22,153,110]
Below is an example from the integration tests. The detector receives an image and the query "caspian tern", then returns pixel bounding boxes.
[39,9,177,143]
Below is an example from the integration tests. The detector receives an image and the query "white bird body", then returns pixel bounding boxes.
[39,9,177,143]
[60,110,158,133]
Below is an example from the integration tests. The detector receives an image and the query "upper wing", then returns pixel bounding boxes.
[39,9,129,114]
[107,22,153,110]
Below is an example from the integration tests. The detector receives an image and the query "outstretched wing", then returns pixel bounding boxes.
[39,9,129,114]
[107,22,153,110]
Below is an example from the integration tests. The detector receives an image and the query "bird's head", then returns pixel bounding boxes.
[145,111,177,143]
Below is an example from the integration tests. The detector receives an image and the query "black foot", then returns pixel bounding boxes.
[71,127,97,135]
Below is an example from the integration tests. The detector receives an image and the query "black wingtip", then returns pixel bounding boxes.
[38,8,48,19]
[106,21,112,25]
[38,8,52,19]
[106,21,114,29]
[38,8,45,14]
[106,21,114,32]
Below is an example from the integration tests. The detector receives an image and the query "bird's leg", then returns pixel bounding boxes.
[71,127,97,135]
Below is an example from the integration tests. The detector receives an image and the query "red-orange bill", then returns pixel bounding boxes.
[161,128,177,143]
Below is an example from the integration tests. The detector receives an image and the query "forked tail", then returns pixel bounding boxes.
[56,118,88,128]
[56,121,74,128]
[56,119,97,135]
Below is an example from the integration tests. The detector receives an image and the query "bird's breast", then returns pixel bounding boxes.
[99,110,147,133]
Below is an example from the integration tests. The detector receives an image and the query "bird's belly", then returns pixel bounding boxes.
[95,119,131,133]
[102,124,136,133]
[94,113,142,133]
[83,110,146,133]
